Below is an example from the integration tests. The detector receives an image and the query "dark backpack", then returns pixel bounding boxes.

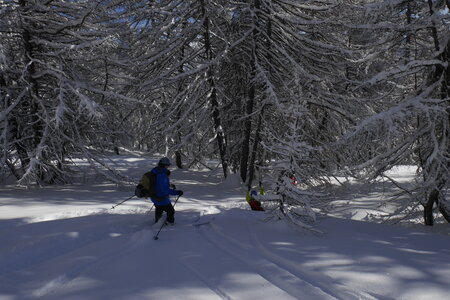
[134,171,157,198]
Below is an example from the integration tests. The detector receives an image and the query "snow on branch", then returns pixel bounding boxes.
[362,59,447,86]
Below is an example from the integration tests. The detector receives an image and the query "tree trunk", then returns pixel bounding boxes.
[247,5,272,189]
[240,83,254,183]
[240,0,261,183]
[175,34,185,170]
[18,0,44,181]
[247,107,264,190]
[175,150,183,169]
[420,0,450,225]
[200,0,228,178]
[424,190,438,226]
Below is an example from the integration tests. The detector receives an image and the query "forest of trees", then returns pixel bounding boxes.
[1,0,449,226]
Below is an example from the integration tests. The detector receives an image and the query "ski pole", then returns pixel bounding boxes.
[153,195,180,240]
[173,194,181,207]
[145,204,155,215]
[111,195,135,209]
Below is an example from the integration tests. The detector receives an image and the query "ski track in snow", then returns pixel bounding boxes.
[32,225,167,299]
[0,202,392,299]
[46,223,165,298]
[247,227,377,300]
[0,211,157,298]
[0,212,149,276]
[196,221,336,300]
[178,218,297,300]
[179,257,232,300]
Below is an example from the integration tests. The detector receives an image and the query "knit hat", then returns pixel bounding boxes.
[158,157,171,166]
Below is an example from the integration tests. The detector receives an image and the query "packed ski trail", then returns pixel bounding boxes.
[1,156,450,300]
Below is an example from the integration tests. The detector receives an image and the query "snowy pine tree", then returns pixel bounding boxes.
[339,0,450,225]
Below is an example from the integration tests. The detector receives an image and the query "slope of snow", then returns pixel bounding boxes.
[1,155,449,300]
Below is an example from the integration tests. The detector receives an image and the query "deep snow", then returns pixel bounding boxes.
[1,155,449,300]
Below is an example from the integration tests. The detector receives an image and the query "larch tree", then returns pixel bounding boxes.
[339,0,449,225]
[0,0,133,184]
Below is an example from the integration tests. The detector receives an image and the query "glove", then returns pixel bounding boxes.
[170,183,177,189]
[177,190,184,196]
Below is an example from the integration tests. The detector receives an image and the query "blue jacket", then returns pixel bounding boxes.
[150,166,178,206]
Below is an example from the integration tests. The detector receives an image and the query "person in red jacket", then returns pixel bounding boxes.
[247,190,264,211]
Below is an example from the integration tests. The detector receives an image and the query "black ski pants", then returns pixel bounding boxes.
[155,204,175,223]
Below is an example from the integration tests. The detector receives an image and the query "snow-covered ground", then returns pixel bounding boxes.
[1,155,449,300]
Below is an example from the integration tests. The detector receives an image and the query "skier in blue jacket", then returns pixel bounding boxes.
[150,157,183,224]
